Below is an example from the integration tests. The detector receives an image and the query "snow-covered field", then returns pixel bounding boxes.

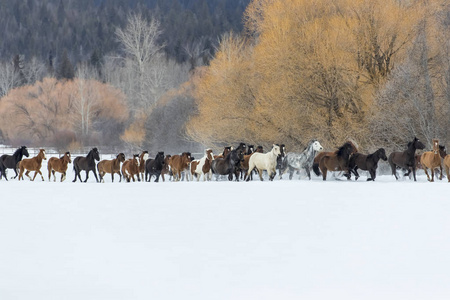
[1,158,450,300]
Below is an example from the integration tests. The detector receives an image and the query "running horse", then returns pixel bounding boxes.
[0,146,29,180]
[348,148,387,181]
[73,148,101,183]
[313,141,358,177]
[18,149,47,181]
[246,144,281,181]
[283,140,324,180]
[388,137,425,181]
[47,152,72,182]
[122,154,141,182]
[318,142,357,180]
[420,139,445,182]
[97,153,126,183]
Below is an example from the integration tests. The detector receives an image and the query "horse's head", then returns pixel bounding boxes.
[279,144,286,157]
[92,148,100,161]
[65,152,72,163]
[118,153,126,162]
[141,151,149,162]
[432,139,439,154]
[378,148,388,161]
[312,140,323,152]
[256,146,264,153]
[272,144,281,156]
[133,154,140,167]
[439,145,447,159]
[22,146,30,157]
[40,149,47,160]
[413,137,425,150]
[206,149,214,161]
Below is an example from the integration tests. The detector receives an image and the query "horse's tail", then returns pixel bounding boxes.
[312,162,321,176]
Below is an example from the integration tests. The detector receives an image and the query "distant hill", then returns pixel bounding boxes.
[0,0,250,65]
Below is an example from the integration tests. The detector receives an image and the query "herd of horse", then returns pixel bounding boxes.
[1,137,450,183]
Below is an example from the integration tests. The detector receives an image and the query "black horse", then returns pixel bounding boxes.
[211,149,244,181]
[72,148,100,183]
[0,146,29,180]
[388,137,425,181]
[349,148,387,181]
[276,144,286,179]
[145,151,165,182]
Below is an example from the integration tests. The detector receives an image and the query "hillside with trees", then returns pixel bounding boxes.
[1,0,450,154]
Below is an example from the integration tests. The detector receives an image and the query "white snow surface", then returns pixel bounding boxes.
[1,159,450,300]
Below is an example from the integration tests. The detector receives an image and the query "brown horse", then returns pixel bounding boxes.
[138,151,149,181]
[98,153,126,183]
[318,142,358,180]
[47,152,72,182]
[312,141,358,177]
[444,153,450,182]
[169,152,191,181]
[190,149,214,181]
[121,154,141,182]
[388,137,425,181]
[420,139,444,182]
[18,149,47,181]
[214,146,232,159]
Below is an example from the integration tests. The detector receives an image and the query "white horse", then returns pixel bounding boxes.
[190,149,214,181]
[283,140,323,180]
[246,144,281,181]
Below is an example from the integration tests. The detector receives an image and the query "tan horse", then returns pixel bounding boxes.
[420,139,444,182]
[121,154,141,182]
[18,149,47,181]
[47,152,72,182]
[97,153,126,183]
[444,154,450,182]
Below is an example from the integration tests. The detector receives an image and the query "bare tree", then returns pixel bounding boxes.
[0,61,19,97]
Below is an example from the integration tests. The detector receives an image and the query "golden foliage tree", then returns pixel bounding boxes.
[0,77,128,147]
[187,0,427,150]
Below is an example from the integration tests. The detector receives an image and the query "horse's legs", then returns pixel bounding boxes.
[84,170,90,182]
[439,165,443,180]
[322,168,327,181]
[288,167,294,180]
[25,170,33,181]
[367,168,376,181]
[430,167,435,182]
[92,169,99,183]
[423,166,431,181]
[38,170,44,181]
[258,169,264,181]
[412,167,417,181]
[446,165,450,182]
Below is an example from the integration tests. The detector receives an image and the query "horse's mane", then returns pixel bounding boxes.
[13,146,25,157]
[337,142,352,157]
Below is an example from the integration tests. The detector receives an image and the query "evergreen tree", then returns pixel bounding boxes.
[57,49,75,80]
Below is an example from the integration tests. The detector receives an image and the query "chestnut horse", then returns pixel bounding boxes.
[388,137,425,181]
[18,149,47,181]
[97,153,126,183]
[138,151,149,181]
[47,152,72,182]
[318,142,357,181]
[313,141,358,177]
[169,152,191,181]
[420,140,446,182]
[122,154,141,182]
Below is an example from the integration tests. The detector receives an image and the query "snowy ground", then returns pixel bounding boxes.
[1,159,450,300]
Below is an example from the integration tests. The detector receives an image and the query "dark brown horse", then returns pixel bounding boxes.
[0,146,29,180]
[318,142,357,180]
[73,148,101,183]
[18,149,47,181]
[313,141,358,177]
[348,148,387,181]
[97,153,126,183]
[47,152,72,182]
[420,140,446,182]
[388,137,425,181]
[121,154,141,182]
